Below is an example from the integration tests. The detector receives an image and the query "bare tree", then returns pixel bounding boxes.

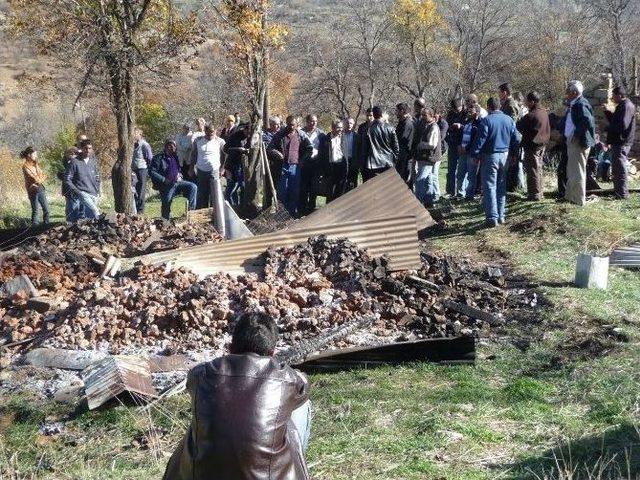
[8,0,199,213]
[585,0,640,89]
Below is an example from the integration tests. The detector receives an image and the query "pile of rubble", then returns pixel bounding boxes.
[2,235,538,355]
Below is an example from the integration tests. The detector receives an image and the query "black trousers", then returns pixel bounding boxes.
[133,167,147,214]
[611,144,631,199]
[327,159,348,202]
[299,159,318,216]
[557,144,568,198]
[362,166,390,182]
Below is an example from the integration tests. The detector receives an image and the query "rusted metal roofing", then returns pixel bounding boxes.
[127,215,420,275]
[82,355,158,410]
[294,168,434,231]
[610,243,640,268]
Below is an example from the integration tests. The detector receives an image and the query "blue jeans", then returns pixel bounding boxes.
[481,152,508,223]
[291,400,312,452]
[77,191,100,219]
[65,193,84,222]
[446,144,459,195]
[455,153,468,197]
[466,157,479,199]
[160,181,197,219]
[277,163,302,217]
[433,161,441,201]
[224,165,244,207]
[29,186,50,225]
[415,161,439,207]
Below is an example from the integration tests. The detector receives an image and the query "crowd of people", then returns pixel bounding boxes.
[21,80,636,226]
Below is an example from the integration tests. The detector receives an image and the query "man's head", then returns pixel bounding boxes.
[285,115,298,133]
[498,83,512,101]
[365,108,374,124]
[470,105,481,120]
[165,139,177,155]
[134,127,144,141]
[239,122,251,137]
[372,106,383,120]
[230,312,278,356]
[514,92,525,105]
[204,124,215,139]
[79,139,93,158]
[486,97,500,112]
[465,94,479,110]
[182,123,191,134]
[395,102,410,121]
[612,86,626,104]
[565,80,584,101]
[420,107,435,123]
[450,98,463,112]
[413,97,426,116]
[331,118,343,135]
[225,115,236,129]
[344,117,355,132]
[526,91,541,110]
[305,114,317,131]
[75,134,88,147]
[196,117,206,131]
[64,147,79,160]
[269,116,281,133]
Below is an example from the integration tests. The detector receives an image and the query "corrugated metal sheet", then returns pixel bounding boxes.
[610,243,640,268]
[293,168,434,231]
[82,356,158,410]
[128,215,420,275]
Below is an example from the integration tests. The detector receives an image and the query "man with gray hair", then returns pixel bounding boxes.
[563,80,595,206]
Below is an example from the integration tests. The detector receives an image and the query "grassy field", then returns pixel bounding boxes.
[1,166,639,479]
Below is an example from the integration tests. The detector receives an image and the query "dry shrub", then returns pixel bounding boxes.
[0,146,29,212]
[84,105,118,180]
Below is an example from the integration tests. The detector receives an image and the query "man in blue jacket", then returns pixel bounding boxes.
[149,140,197,220]
[470,97,521,227]
[564,80,596,206]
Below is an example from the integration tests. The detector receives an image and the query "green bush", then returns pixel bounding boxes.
[137,102,173,152]
[41,124,77,179]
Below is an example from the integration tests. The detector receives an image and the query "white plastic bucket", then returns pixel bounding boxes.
[575,254,609,289]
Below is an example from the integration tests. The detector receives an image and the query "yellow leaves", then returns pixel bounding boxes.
[389,0,445,37]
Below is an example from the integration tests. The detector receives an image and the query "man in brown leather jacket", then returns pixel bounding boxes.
[163,313,311,480]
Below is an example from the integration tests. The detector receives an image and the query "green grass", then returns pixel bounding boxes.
[2,164,640,479]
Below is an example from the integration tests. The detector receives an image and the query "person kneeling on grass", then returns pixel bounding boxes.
[163,312,312,480]
[149,140,197,220]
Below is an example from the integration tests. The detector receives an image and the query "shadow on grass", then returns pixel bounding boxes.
[501,422,640,479]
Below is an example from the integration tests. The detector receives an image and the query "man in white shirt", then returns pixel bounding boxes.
[320,119,348,202]
[190,124,226,209]
[176,123,193,179]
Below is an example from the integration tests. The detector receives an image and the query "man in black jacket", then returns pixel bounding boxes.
[395,103,414,184]
[445,99,466,196]
[268,115,314,217]
[603,86,637,199]
[355,108,374,184]
[149,140,197,219]
[163,312,311,480]
[362,106,399,181]
[64,139,101,219]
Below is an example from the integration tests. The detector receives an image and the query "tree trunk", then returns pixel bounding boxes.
[110,71,136,215]
[241,127,264,218]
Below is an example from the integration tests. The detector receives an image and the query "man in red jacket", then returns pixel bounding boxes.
[163,312,311,480]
